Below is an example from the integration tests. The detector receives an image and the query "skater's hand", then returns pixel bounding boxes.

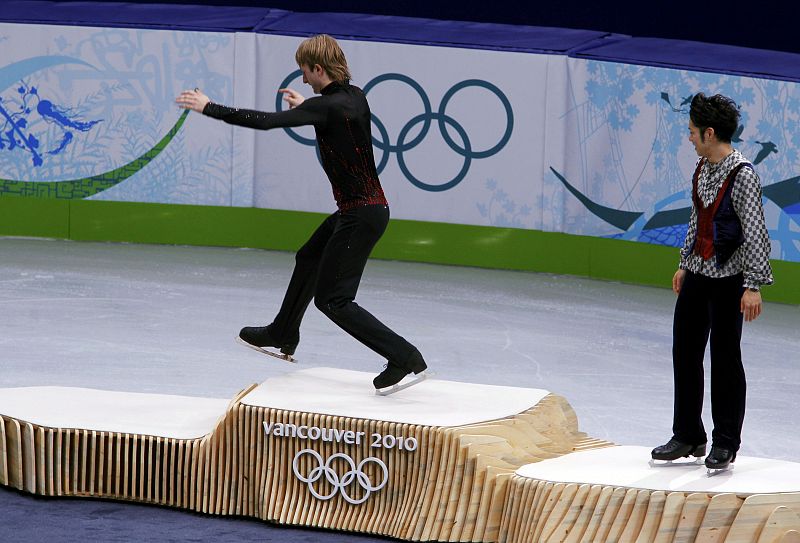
[175,88,210,113]
[672,269,686,295]
[741,289,762,322]
[280,88,305,109]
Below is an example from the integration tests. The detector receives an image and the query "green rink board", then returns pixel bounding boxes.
[2,198,797,304]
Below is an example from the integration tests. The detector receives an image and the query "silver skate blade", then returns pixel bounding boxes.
[235,337,297,363]
[375,371,427,396]
[707,464,734,477]
[649,457,704,468]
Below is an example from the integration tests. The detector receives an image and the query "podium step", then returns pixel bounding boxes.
[0,367,610,541]
[501,446,800,543]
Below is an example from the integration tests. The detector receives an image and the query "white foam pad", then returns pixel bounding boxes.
[241,367,550,426]
[516,445,800,494]
[0,386,230,439]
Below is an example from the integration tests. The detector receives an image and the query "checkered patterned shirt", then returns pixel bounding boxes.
[679,149,774,289]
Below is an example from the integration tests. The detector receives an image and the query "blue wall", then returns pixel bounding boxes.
[75,0,799,56]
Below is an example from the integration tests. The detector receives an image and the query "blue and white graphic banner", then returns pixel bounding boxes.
[547,59,800,263]
[1,21,798,262]
[244,34,539,224]
[0,22,235,204]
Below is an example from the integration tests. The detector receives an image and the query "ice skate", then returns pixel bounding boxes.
[237,325,298,363]
[649,438,706,467]
[374,350,428,396]
[705,446,736,476]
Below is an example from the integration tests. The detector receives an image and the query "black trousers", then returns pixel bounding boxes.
[671,271,746,451]
[269,204,418,364]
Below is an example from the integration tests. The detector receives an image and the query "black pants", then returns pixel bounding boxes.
[269,204,418,364]
[671,271,746,451]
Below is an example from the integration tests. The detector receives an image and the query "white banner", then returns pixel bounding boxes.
[244,34,545,227]
[2,22,798,261]
[544,59,800,262]
[0,22,237,205]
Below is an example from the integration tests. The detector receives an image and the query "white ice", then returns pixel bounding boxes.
[1,237,798,461]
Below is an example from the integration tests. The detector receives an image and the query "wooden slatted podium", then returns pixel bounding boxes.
[5,369,798,541]
[0,367,610,541]
[500,446,800,543]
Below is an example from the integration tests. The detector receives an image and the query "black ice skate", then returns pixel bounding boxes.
[374,350,428,396]
[236,325,298,363]
[705,446,736,476]
[649,438,706,467]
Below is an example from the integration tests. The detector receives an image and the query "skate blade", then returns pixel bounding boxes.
[649,457,704,468]
[235,337,297,363]
[706,464,734,477]
[375,372,427,396]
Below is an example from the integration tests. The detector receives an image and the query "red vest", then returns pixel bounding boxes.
[691,159,748,265]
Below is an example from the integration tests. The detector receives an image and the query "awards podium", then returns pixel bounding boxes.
[2,367,799,542]
[503,446,800,543]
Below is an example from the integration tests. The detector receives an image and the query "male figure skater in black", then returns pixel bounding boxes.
[176,34,427,394]
[651,93,773,471]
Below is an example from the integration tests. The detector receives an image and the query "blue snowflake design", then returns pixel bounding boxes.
[477,178,533,228]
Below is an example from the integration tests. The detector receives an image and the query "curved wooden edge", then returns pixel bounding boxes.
[8,384,799,543]
[0,384,258,500]
[1,388,612,541]
[500,475,800,543]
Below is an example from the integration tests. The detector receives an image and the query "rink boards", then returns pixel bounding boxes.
[2,367,800,542]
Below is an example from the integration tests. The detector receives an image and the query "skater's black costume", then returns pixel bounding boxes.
[204,81,386,212]
[203,81,426,383]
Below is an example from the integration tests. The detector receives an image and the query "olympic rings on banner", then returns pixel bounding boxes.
[277,70,318,147]
[292,448,389,505]
[276,70,514,192]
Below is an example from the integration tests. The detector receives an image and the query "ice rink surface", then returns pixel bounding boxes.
[2,236,798,541]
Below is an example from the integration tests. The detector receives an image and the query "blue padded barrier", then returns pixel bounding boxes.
[253,11,621,54]
[2,2,800,81]
[573,36,800,83]
[0,1,284,31]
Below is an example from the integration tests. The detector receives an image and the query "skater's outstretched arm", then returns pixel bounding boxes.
[175,88,327,130]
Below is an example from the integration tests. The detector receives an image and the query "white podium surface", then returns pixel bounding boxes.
[0,368,613,543]
[516,445,800,495]
[240,367,551,426]
[0,386,230,439]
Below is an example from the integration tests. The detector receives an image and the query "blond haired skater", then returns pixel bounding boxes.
[177,35,427,395]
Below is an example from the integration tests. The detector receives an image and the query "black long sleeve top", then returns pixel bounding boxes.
[202,81,388,212]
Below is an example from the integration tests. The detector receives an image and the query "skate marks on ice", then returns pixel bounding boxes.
[501,445,800,543]
[235,336,297,363]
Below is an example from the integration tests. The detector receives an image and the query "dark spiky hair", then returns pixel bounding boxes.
[690,93,740,143]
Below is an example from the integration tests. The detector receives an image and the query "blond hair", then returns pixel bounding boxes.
[295,34,351,83]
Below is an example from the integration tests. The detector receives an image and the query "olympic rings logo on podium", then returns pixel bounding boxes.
[276,70,514,192]
[292,448,389,505]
